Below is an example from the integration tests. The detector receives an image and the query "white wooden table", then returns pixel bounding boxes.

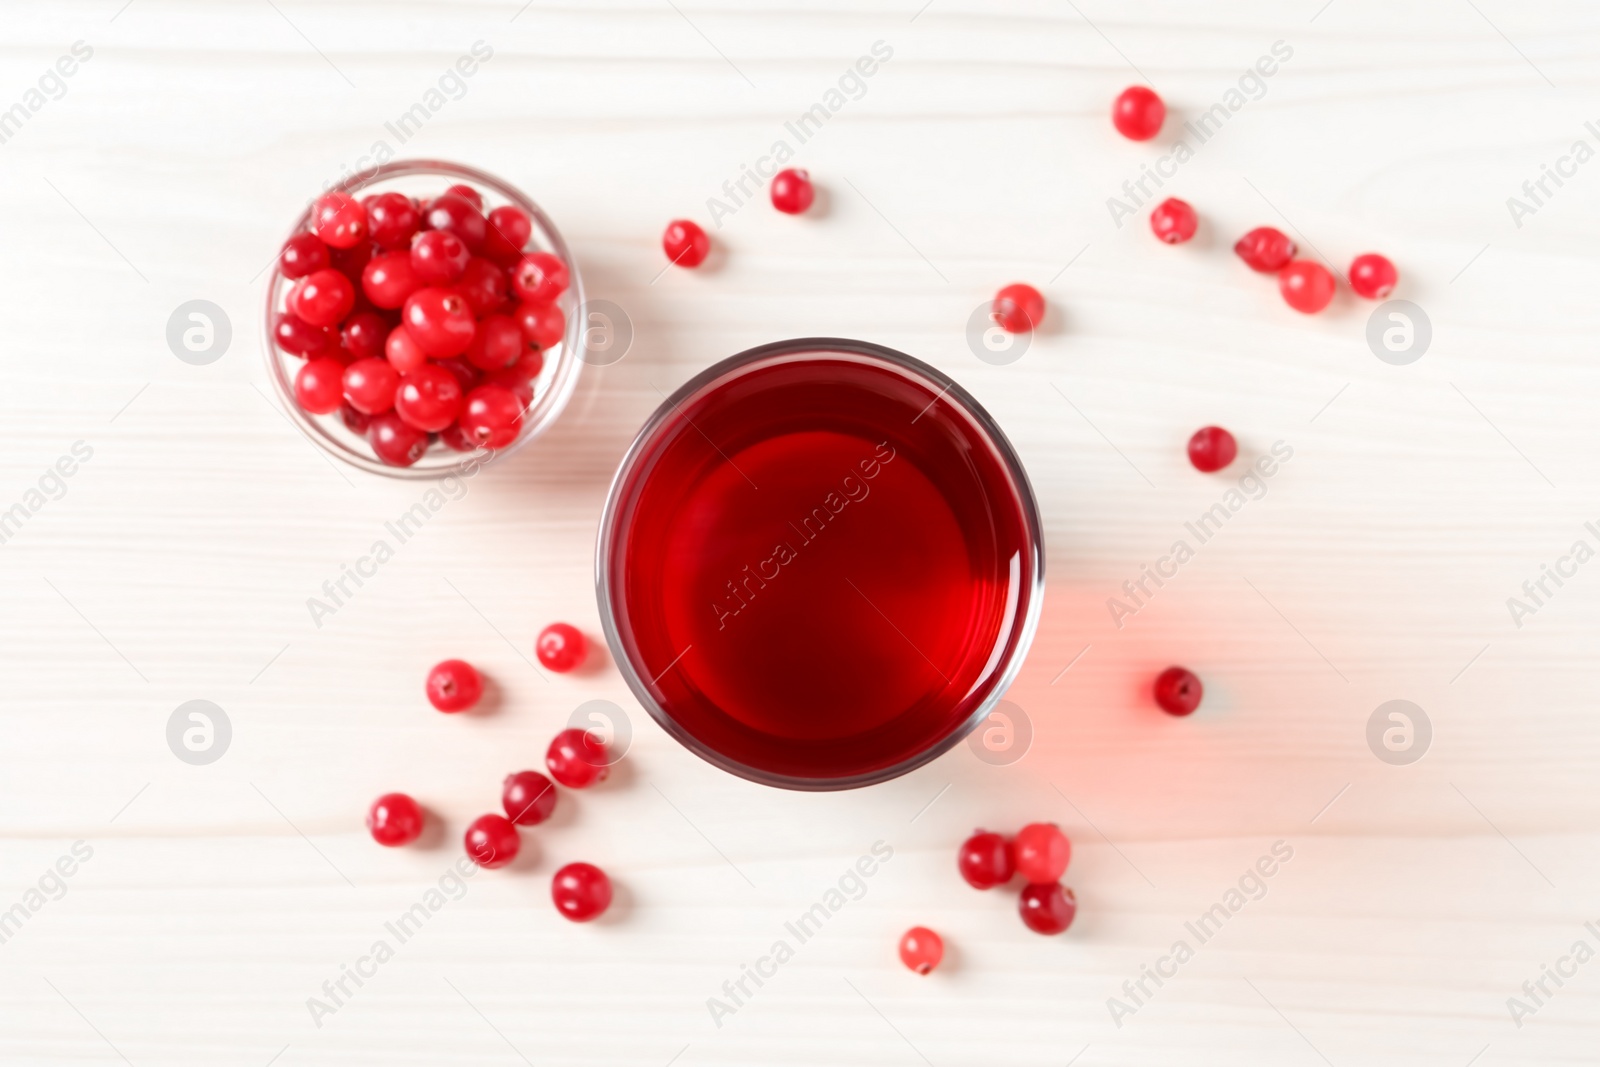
[2,1,1597,1063]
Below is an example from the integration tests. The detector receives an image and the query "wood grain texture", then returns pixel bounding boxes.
[2,1,1598,1063]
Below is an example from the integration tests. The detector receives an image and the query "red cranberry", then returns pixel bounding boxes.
[546,727,608,788]
[770,168,815,214]
[423,194,486,252]
[460,385,525,449]
[340,311,388,363]
[898,927,943,975]
[394,364,465,433]
[1187,426,1237,472]
[1279,260,1336,313]
[1349,253,1397,299]
[1013,823,1071,884]
[402,288,477,358]
[434,356,482,394]
[339,403,371,435]
[663,219,710,267]
[1018,882,1077,935]
[367,793,424,847]
[993,283,1045,333]
[328,241,374,287]
[536,622,586,672]
[425,658,483,713]
[1234,226,1296,272]
[442,183,483,211]
[342,357,400,415]
[384,325,428,375]
[362,251,422,309]
[290,269,355,327]
[464,813,520,869]
[551,862,612,922]
[513,300,564,351]
[368,413,429,467]
[484,205,533,265]
[313,191,368,249]
[458,257,509,317]
[365,191,420,250]
[462,314,523,371]
[439,422,477,452]
[484,366,535,410]
[410,229,470,285]
[280,232,330,279]
[1154,666,1203,716]
[510,252,569,304]
[502,770,558,826]
[1112,86,1164,141]
[1149,197,1197,244]
[957,829,1014,889]
[273,312,335,358]
[294,357,346,414]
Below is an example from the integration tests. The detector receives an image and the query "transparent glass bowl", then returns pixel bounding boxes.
[262,160,585,479]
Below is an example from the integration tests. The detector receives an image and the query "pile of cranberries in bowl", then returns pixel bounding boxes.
[264,162,583,475]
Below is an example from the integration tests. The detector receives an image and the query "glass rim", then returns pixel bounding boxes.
[593,337,1047,791]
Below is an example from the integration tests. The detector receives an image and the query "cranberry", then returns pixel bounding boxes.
[425,658,483,713]
[458,257,509,317]
[293,357,346,414]
[394,364,465,433]
[365,191,420,250]
[362,251,422,309]
[423,194,486,252]
[384,324,429,375]
[368,413,429,467]
[513,300,564,350]
[290,269,355,327]
[280,232,330,279]
[402,288,477,358]
[536,622,586,672]
[328,241,374,287]
[464,813,520,869]
[339,403,371,435]
[1154,666,1203,716]
[898,927,943,975]
[1279,260,1336,313]
[434,356,483,394]
[367,792,424,847]
[770,168,815,214]
[992,283,1045,333]
[502,770,558,826]
[340,311,388,362]
[410,229,471,284]
[551,862,612,922]
[510,252,569,304]
[1187,426,1237,472]
[1013,823,1071,884]
[546,727,608,788]
[663,219,710,267]
[342,357,400,415]
[957,830,1014,889]
[1149,197,1197,244]
[1112,86,1164,141]
[442,183,483,211]
[439,422,477,452]
[313,191,368,249]
[1349,253,1397,299]
[484,205,533,265]
[461,313,522,371]
[459,384,525,449]
[273,312,335,358]
[1018,882,1077,935]
[1234,226,1296,272]
[484,367,535,410]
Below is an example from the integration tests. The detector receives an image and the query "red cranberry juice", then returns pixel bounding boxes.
[610,350,1037,784]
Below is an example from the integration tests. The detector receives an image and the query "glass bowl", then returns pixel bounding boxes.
[595,338,1045,791]
[261,160,585,478]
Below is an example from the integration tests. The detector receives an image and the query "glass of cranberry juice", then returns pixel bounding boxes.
[596,339,1044,790]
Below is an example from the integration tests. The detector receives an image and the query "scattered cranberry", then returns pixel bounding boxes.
[423,194,487,252]
[663,219,710,267]
[957,829,1014,889]
[536,622,586,672]
[273,312,335,358]
[1186,426,1237,473]
[459,385,525,448]
[502,770,559,826]
[294,358,346,415]
[463,314,524,371]
[551,862,612,922]
[290,269,355,327]
[365,191,420,250]
[898,927,944,975]
[313,191,368,249]
[1234,226,1296,272]
[362,252,422,309]
[770,168,815,214]
[1112,86,1164,141]
[280,232,330,279]
[402,288,477,358]
[1018,883,1076,935]
[384,323,429,375]
[1349,253,1397,299]
[1154,666,1203,716]
[1279,260,1336,314]
[458,257,509,317]
[483,205,532,265]
[367,793,424,847]
[510,252,569,304]
[425,658,482,713]
[1013,823,1071,884]
[367,413,429,467]
[992,283,1044,333]
[464,813,520,869]
[1149,197,1197,244]
[546,727,609,788]
[410,229,471,285]
[395,364,465,433]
